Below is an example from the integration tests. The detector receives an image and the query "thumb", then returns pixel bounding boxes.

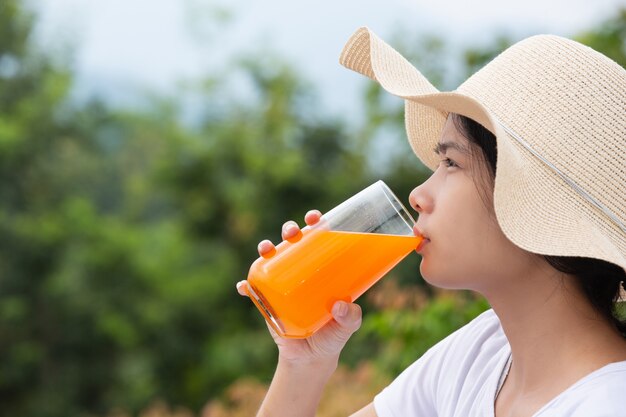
[331,301,362,334]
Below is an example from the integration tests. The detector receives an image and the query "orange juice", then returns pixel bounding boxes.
[246,228,422,338]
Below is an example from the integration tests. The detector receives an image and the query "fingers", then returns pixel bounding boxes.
[304,210,322,226]
[282,209,322,241]
[265,320,280,340]
[257,239,276,257]
[331,301,362,334]
[282,221,302,242]
[236,280,249,297]
[260,211,321,252]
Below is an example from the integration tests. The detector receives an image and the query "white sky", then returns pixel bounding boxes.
[34,0,625,114]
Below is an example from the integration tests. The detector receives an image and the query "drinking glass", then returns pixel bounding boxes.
[244,180,421,338]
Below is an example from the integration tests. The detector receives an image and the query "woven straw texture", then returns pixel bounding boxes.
[339,27,626,271]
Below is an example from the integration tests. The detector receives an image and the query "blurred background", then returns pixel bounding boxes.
[0,0,624,416]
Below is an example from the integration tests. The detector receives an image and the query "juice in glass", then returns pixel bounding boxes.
[246,227,422,338]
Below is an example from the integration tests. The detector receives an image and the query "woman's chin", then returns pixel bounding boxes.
[419,261,469,290]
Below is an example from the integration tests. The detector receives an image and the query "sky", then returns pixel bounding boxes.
[34,0,625,115]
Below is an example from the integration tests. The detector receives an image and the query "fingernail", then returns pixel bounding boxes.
[258,241,276,258]
[286,228,303,243]
[333,301,347,318]
[286,224,299,236]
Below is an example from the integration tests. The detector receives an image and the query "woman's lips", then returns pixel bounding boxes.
[415,237,430,253]
[413,225,429,252]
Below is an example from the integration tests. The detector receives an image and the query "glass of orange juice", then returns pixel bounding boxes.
[243,180,422,338]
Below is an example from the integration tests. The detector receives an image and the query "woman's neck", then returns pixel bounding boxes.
[484,259,626,409]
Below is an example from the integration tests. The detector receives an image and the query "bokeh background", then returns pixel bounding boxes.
[1,1,624,416]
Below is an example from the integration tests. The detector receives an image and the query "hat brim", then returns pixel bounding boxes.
[340,27,626,269]
[339,27,501,170]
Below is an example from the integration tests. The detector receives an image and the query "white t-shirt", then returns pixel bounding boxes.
[374,309,626,417]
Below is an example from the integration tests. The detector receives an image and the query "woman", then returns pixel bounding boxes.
[237,27,626,416]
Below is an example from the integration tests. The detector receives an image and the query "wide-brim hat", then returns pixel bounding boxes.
[339,27,626,271]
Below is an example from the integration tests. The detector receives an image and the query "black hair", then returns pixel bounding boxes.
[451,113,626,338]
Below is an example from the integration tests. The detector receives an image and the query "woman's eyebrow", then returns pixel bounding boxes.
[433,141,470,155]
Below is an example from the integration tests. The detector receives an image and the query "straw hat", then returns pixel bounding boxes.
[339,27,626,271]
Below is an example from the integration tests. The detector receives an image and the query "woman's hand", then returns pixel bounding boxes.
[236,209,363,367]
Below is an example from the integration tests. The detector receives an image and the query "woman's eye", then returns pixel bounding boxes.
[442,158,458,168]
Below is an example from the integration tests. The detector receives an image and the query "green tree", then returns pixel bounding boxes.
[0,1,623,415]
[0,1,376,414]
[575,8,626,67]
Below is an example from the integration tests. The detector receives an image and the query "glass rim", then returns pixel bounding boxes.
[376,180,416,232]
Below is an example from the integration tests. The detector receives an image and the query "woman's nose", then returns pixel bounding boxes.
[409,180,434,215]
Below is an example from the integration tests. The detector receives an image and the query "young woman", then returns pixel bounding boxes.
[236,28,626,416]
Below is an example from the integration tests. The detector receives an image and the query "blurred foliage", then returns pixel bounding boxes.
[351,281,490,376]
[575,8,626,68]
[0,0,624,416]
[205,362,390,417]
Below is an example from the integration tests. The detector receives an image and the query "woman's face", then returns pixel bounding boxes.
[409,116,535,292]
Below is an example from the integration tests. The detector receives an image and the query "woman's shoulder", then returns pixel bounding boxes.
[373,308,511,416]
[444,308,509,371]
[400,308,510,389]
[458,308,501,333]
[446,308,507,351]
[408,308,508,368]
[542,361,626,416]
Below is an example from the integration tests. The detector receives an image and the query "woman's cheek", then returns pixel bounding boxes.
[419,241,467,289]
